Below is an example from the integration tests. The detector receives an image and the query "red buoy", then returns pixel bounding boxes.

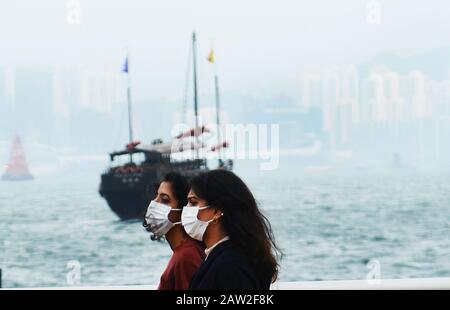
[2,136,34,181]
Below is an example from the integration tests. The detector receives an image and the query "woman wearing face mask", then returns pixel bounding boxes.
[143,172,205,290]
[181,169,282,290]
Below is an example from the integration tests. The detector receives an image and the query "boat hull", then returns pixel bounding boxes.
[99,165,209,221]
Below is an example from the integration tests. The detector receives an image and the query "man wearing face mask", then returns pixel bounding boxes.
[143,173,205,290]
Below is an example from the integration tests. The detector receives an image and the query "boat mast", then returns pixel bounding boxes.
[126,53,134,163]
[214,68,223,166]
[192,32,200,160]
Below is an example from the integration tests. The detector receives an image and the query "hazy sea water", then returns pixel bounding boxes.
[1,156,450,288]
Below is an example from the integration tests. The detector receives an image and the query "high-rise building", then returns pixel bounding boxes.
[301,65,359,150]
[14,67,55,144]
[0,67,16,140]
[51,67,124,150]
[79,69,122,115]
[409,71,431,119]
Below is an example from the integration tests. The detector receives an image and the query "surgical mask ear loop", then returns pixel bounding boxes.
[169,208,183,212]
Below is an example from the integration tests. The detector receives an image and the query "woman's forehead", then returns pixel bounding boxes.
[158,181,172,195]
[187,189,198,198]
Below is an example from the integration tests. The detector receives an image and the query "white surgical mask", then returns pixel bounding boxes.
[145,200,182,237]
[181,205,222,241]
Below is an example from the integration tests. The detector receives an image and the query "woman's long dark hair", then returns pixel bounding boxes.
[143,172,189,240]
[190,169,282,283]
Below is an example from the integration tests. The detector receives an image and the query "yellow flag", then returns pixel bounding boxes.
[207,48,215,64]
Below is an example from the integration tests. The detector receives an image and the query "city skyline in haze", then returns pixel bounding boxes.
[0,0,449,102]
[1,1,450,166]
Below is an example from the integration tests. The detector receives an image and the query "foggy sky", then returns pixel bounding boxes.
[0,0,449,102]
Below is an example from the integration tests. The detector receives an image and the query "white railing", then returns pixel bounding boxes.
[270,278,450,290]
[2,278,450,290]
